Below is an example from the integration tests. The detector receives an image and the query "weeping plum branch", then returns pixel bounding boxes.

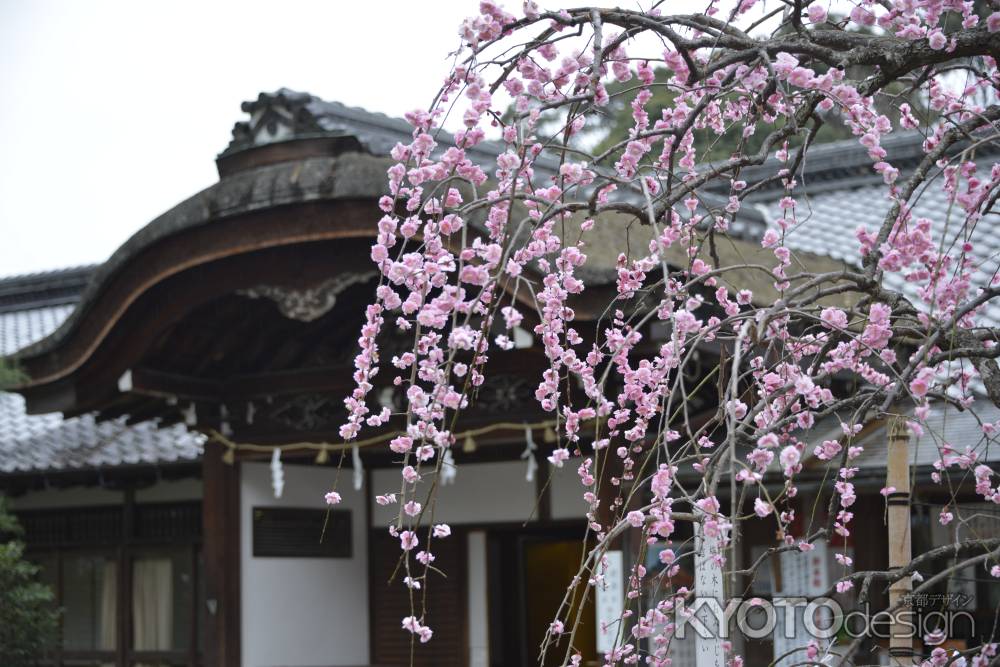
[334,1,1000,665]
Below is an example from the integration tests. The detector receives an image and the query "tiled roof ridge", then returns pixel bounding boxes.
[0,265,97,313]
[0,263,98,286]
[220,88,564,173]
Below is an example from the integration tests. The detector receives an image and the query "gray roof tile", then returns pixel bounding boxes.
[763,141,1000,401]
[804,398,1000,471]
[755,133,1000,336]
[0,304,76,356]
[0,392,203,474]
[771,180,1000,324]
[0,272,202,475]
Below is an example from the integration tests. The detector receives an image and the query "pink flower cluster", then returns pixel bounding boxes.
[326,0,1000,658]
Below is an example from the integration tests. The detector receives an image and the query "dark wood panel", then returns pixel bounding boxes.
[370,528,466,666]
[252,507,351,558]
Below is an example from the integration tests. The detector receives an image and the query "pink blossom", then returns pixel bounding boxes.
[928,29,947,50]
[779,445,801,473]
[850,6,876,26]
[390,435,414,454]
[548,448,570,467]
[814,440,842,460]
[807,4,827,22]
[925,629,946,646]
[757,433,780,449]
[909,368,933,398]
[400,530,419,551]
[626,510,646,528]
[754,498,772,517]
[324,491,342,505]
[820,307,848,329]
[650,464,675,499]
[696,496,721,514]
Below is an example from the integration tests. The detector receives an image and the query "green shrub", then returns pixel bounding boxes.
[0,497,60,666]
[0,358,26,390]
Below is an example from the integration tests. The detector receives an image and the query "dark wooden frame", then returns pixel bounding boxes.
[480,520,592,666]
[21,494,204,667]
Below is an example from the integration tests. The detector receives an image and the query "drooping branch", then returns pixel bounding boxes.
[338,3,1000,665]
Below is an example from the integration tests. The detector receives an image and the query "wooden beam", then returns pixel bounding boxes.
[127,365,354,402]
[128,368,222,401]
[202,440,241,667]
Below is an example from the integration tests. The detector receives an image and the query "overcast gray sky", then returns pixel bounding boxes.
[0,0,524,277]
[1,0,718,278]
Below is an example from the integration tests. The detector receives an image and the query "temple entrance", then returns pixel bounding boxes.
[487,525,598,667]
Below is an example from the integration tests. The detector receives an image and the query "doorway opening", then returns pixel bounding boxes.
[487,524,598,667]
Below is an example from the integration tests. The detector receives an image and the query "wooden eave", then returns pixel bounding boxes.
[13,146,394,403]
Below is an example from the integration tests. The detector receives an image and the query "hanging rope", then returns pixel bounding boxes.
[208,418,570,465]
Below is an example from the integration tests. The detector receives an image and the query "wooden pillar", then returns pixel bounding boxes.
[203,440,241,667]
[886,417,913,666]
[119,488,135,667]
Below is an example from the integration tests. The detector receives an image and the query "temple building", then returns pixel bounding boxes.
[1,90,998,667]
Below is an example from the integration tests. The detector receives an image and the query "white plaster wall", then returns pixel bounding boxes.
[467,531,489,667]
[370,459,538,526]
[549,458,588,520]
[240,462,369,667]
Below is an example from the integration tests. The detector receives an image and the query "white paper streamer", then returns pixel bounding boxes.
[183,403,197,426]
[352,445,364,491]
[270,448,284,498]
[441,448,457,485]
[520,424,538,483]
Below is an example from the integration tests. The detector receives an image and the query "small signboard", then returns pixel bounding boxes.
[595,550,624,653]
